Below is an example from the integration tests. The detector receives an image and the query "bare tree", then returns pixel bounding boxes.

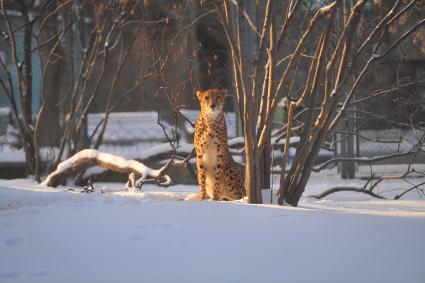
[0,0,199,182]
[0,1,146,180]
[212,0,425,205]
[2,1,424,203]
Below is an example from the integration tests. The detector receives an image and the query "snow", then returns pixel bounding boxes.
[137,142,193,161]
[0,125,19,146]
[1,173,425,283]
[0,147,59,164]
[82,166,106,178]
[271,135,300,146]
[228,136,244,146]
[0,147,25,163]
[0,107,10,116]
[357,129,425,156]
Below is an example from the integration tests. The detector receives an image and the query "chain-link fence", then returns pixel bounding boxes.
[335,114,425,179]
[86,110,238,159]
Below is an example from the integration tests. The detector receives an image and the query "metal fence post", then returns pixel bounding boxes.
[338,116,356,179]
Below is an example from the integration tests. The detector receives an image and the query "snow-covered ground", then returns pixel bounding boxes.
[1,173,425,283]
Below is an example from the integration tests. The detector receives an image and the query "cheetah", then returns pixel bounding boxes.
[194,89,245,201]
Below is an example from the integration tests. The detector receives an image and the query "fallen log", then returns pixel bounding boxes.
[41,149,172,188]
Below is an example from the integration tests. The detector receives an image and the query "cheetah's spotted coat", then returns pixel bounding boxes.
[194,89,245,201]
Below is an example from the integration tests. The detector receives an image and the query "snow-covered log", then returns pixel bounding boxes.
[42,149,172,188]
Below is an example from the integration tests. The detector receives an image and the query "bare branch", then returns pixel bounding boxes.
[313,150,420,173]
[311,187,386,199]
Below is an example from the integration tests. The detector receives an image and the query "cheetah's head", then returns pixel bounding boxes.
[196,89,226,116]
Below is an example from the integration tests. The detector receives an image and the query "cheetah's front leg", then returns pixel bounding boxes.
[196,155,208,200]
[212,155,223,201]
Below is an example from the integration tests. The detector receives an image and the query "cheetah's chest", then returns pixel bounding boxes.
[202,135,219,168]
[202,135,221,198]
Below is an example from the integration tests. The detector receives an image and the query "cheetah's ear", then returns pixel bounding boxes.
[196,90,202,100]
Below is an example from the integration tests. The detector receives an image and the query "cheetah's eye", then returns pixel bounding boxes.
[205,96,209,100]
